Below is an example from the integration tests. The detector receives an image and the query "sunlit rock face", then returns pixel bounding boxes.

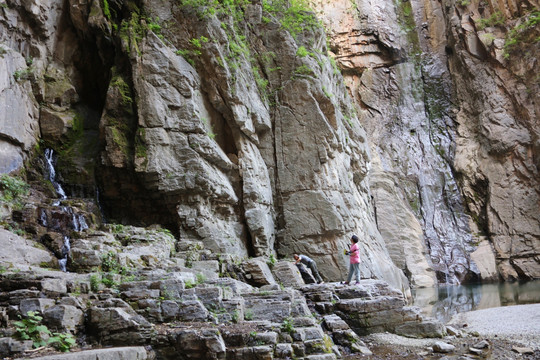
[312,0,539,284]
[0,0,408,288]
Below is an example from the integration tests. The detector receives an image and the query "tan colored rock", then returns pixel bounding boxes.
[470,240,498,281]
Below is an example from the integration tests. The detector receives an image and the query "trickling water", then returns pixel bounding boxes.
[58,236,71,272]
[44,148,88,272]
[44,149,67,204]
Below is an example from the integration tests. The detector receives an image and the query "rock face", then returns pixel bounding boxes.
[0,0,538,293]
[312,0,540,284]
[0,0,408,288]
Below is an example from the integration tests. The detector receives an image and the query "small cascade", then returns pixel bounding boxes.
[45,149,67,205]
[58,236,71,272]
[43,148,88,272]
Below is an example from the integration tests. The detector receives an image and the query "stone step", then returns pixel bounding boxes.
[28,346,149,360]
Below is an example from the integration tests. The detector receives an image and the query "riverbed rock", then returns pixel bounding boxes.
[432,341,456,353]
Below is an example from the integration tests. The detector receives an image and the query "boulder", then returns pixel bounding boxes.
[43,305,84,332]
[0,229,57,270]
[432,341,456,353]
[19,298,56,315]
[272,261,305,288]
[394,320,446,338]
[243,258,276,286]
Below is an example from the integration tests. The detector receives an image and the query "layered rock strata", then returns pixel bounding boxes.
[0,0,408,287]
[311,0,540,284]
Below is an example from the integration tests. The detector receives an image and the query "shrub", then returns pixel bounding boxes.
[476,11,505,30]
[0,174,29,209]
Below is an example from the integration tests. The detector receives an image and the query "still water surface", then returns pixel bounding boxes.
[411,280,540,323]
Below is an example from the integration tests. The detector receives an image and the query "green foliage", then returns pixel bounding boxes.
[504,11,540,57]
[476,11,506,30]
[111,76,133,106]
[262,0,321,39]
[296,46,309,57]
[49,332,76,352]
[267,254,276,267]
[294,64,314,76]
[196,273,207,284]
[458,0,470,6]
[101,251,120,273]
[329,57,340,75]
[119,12,144,55]
[190,36,209,48]
[184,279,195,289]
[244,309,254,320]
[13,67,33,81]
[281,317,294,334]
[479,33,496,46]
[0,174,29,209]
[148,18,162,34]
[14,311,76,351]
[14,311,52,348]
[102,0,111,20]
[90,274,100,292]
[322,86,333,98]
[100,275,118,288]
[231,310,239,323]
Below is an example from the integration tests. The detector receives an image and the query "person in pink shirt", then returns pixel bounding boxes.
[343,234,361,285]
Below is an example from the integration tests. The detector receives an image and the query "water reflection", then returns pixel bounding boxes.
[411,280,540,323]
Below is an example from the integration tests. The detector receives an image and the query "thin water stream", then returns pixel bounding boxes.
[42,149,88,271]
[411,280,540,323]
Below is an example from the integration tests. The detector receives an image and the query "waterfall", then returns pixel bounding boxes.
[58,236,71,272]
[44,148,67,204]
[44,148,88,272]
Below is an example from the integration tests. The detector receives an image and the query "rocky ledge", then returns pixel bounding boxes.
[0,223,450,359]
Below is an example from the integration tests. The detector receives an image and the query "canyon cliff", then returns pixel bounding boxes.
[0,0,539,289]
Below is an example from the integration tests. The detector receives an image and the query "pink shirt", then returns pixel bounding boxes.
[350,243,360,264]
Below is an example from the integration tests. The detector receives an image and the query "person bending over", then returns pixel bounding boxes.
[293,254,324,284]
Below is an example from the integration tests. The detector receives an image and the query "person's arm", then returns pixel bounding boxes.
[294,256,301,264]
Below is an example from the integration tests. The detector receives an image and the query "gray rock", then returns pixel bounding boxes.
[472,340,490,349]
[41,278,67,294]
[0,230,57,270]
[28,346,149,359]
[432,341,456,353]
[243,258,276,286]
[512,346,534,354]
[323,315,350,332]
[19,298,56,315]
[177,300,208,322]
[272,261,305,288]
[43,305,84,332]
[395,320,446,338]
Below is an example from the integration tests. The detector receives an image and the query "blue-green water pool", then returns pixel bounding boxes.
[411,280,540,323]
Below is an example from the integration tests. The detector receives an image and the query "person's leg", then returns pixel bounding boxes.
[309,262,323,283]
[353,263,360,283]
[346,263,354,283]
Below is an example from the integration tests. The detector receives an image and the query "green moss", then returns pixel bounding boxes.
[102,0,111,20]
[395,0,420,60]
[111,75,133,106]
